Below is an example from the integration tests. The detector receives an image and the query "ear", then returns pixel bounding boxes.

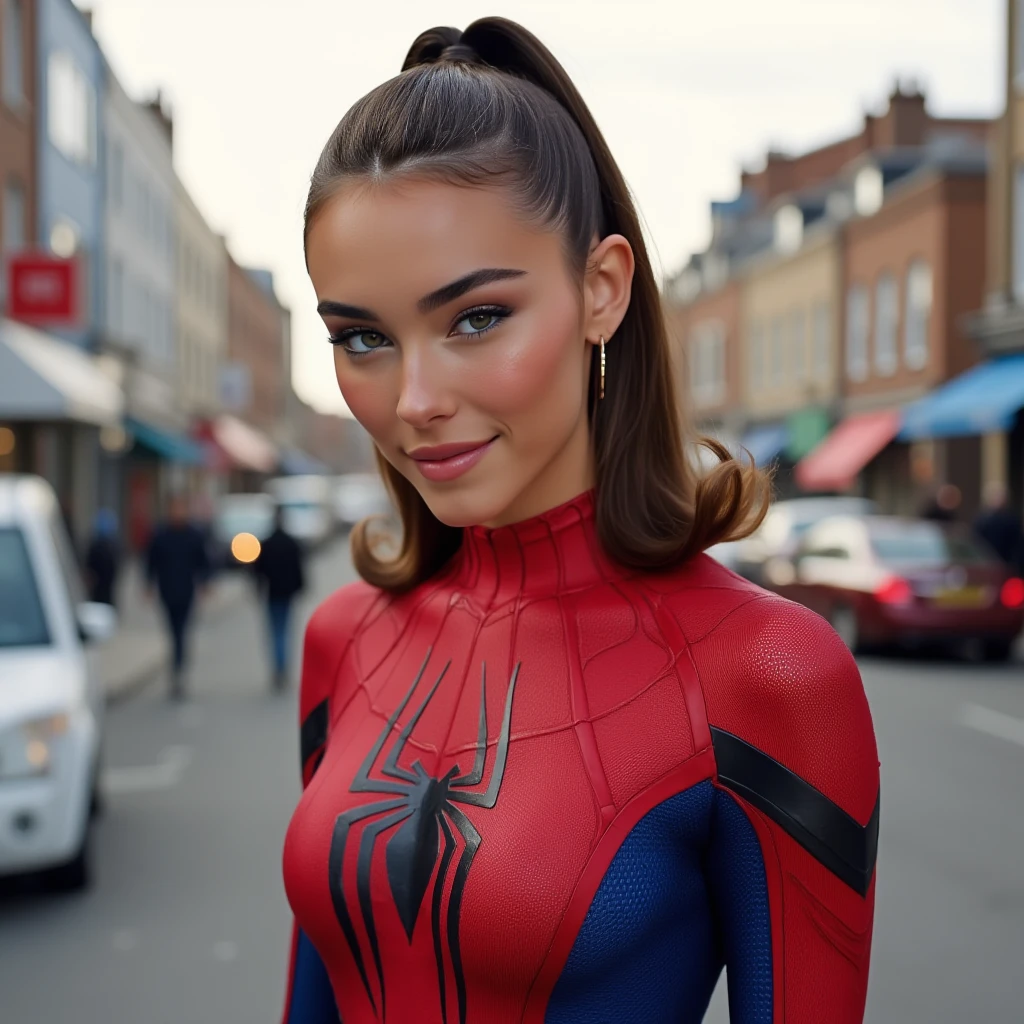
[582,234,634,347]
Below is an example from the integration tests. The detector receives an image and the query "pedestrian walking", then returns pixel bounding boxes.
[145,494,210,700]
[84,508,121,608]
[973,482,1024,572]
[253,506,306,691]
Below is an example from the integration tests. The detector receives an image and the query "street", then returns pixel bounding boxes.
[0,539,1022,1023]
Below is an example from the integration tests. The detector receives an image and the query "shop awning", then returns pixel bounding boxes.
[126,416,205,465]
[899,355,1024,439]
[208,415,278,473]
[796,409,901,493]
[739,423,789,467]
[0,318,123,426]
[280,447,331,476]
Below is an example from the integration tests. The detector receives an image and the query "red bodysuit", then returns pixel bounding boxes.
[281,490,879,1023]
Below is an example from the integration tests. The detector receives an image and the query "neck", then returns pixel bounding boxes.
[453,489,615,602]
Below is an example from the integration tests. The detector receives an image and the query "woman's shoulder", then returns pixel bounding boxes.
[305,578,388,647]
[650,554,878,820]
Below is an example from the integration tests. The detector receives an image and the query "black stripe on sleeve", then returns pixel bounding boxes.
[711,726,880,897]
[300,699,329,779]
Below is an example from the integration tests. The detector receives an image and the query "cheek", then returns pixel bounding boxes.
[472,300,583,418]
[333,351,395,441]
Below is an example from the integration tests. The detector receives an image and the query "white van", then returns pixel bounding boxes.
[264,475,334,549]
[0,476,115,889]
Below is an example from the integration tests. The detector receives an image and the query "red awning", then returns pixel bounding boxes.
[795,409,901,492]
[195,415,278,473]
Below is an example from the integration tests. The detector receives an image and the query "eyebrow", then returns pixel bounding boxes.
[316,267,527,323]
[417,268,526,313]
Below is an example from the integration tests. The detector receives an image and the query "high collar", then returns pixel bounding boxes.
[451,490,616,604]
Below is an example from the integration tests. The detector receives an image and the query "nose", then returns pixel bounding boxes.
[395,349,456,428]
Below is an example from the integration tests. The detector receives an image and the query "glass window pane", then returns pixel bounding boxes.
[0,528,51,648]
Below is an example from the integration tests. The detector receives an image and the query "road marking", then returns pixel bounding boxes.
[960,704,1024,748]
[103,746,193,794]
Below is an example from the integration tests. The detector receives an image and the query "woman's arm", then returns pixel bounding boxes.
[693,595,880,1022]
[280,581,383,1024]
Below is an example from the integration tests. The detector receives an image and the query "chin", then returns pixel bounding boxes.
[417,480,515,529]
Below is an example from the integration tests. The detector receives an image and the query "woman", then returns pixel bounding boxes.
[282,19,879,1024]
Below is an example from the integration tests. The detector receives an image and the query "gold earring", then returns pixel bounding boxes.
[599,336,606,400]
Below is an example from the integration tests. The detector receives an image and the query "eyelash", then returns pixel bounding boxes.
[327,304,513,357]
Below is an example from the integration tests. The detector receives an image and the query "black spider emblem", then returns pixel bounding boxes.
[328,648,520,1024]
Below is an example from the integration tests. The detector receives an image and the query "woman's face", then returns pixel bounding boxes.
[305,178,632,528]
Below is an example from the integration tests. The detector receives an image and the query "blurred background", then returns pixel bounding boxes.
[0,1,1022,1021]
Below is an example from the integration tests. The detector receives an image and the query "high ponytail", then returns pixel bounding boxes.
[306,18,770,593]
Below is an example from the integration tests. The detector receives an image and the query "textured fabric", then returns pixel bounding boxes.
[546,782,722,1023]
[282,928,340,1023]
[279,490,879,1024]
[707,789,774,1022]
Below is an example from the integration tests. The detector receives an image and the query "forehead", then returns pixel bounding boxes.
[305,178,567,302]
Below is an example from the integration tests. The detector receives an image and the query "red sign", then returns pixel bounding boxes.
[6,253,83,327]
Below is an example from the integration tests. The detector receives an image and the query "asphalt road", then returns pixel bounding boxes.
[0,538,1021,1023]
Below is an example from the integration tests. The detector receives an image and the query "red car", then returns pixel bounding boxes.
[765,514,1024,661]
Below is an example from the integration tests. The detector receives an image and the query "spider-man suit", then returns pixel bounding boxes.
[281,490,879,1023]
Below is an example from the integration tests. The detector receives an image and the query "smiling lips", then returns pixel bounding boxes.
[407,438,498,482]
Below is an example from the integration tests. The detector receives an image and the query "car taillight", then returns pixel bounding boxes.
[875,576,913,606]
[1001,578,1024,609]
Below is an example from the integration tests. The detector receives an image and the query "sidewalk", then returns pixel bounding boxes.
[96,561,251,704]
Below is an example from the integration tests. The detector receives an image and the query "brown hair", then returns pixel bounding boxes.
[304,18,770,592]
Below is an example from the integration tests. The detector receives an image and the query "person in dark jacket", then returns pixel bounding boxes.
[920,482,962,522]
[85,508,121,608]
[146,494,210,700]
[252,506,306,691]
[973,482,1024,573]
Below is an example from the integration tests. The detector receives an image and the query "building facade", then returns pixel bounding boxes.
[1,0,37,313]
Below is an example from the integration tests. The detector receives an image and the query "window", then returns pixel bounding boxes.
[904,261,932,370]
[774,205,804,254]
[791,309,806,383]
[0,528,50,647]
[845,285,869,381]
[854,166,884,217]
[813,300,831,381]
[770,316,786,387]
[48,52,96,166]
[3,0,25,107]
[689,321,726,407]
[874,272,898,376]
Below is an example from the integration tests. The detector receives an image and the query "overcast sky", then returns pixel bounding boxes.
[81,0,1003,416]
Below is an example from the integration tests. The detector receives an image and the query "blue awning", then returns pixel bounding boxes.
[280,447,330,476]
[126,417,205,465]
[739,423,789,466]
[899,355,1024,440]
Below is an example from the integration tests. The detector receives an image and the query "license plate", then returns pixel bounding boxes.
[932,586,989,608]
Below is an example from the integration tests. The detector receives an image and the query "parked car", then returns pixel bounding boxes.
[333,472,392,529]
[0,476,116,890]
[211,492,276,569]
[732,496,879,585]
[766,514,1024,661]
[264,475,334,549]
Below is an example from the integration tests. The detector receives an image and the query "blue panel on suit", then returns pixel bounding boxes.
[545,781,773,1023]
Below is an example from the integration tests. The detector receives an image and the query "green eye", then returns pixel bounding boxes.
[452,307,510,336]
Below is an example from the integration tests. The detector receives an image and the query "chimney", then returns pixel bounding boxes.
[876,80,928,149]
[146,89,174,148]
[80,8,94,29]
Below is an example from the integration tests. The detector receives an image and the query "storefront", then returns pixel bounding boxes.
[0,318,124,548]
